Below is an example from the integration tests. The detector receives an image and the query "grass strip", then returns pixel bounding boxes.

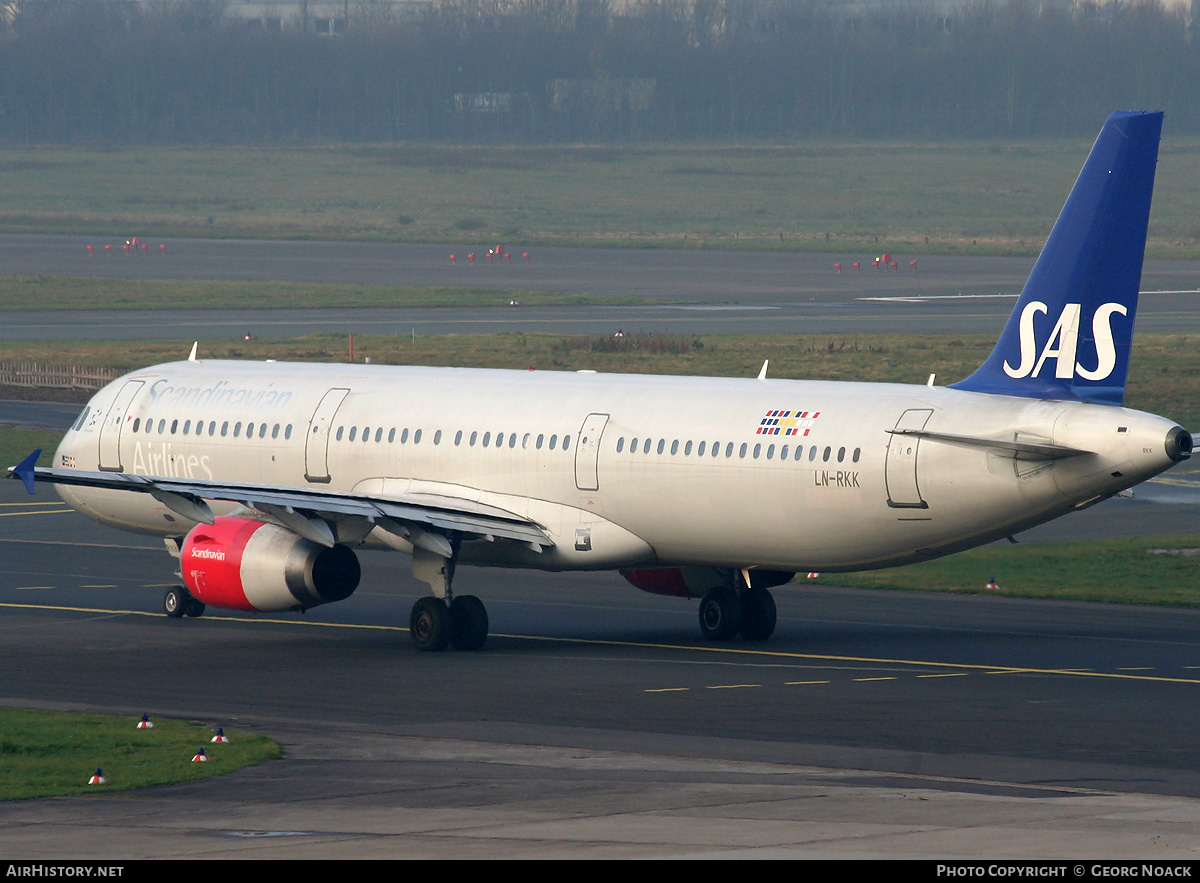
[0,708,281,801]
[830,535,1200,607]
[2,141,1199,257]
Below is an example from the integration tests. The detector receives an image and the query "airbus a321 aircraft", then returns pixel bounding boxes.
[10,111,1192,651]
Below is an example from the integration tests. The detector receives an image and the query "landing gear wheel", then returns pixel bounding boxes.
[184,598,206,618]
[450,595,489,651]
[698,587,741,641]
[163,586,189,618]
[410,596,452,651]
[738,588,777,641]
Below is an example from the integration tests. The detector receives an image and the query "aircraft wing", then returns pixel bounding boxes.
[8,451,552,552]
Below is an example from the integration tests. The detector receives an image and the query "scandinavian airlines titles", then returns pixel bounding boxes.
[1003,300,1127,381]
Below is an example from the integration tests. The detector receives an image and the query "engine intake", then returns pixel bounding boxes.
[181,516,360,612]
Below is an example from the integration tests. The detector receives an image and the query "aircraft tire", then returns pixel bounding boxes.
[698,587,741,641]
[738,588,777,641]
[163,586,188,619]
[184,598,206,618]
[410,597,452,652]
[450,595,489,651]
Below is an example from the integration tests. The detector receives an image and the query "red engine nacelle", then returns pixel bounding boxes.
[181,516,360,612]
[621,567,797,599]
[620,568,696,598]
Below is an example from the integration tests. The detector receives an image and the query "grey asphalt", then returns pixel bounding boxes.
[6,236,1200,858]
[2,234,1199,339]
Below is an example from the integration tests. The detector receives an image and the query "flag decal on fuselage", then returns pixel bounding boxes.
[757,410,820,436]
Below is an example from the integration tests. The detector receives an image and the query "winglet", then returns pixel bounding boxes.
[10,449,42,494]
[188,341,199,362]
[757,360,769,380]
[951,111,1162,405]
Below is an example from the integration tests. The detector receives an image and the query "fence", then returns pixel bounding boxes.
[0,362,122,391]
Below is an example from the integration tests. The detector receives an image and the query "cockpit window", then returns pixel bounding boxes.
[72,407,90,432]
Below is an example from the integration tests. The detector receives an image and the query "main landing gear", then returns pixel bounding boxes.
[697,576,777,642]
[163,585,206,619]
[409,594,489,652]
[408,540,489,652]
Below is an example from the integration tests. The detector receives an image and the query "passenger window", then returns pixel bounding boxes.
[780,445,787,460]
[414,429,422,444]
[536,434,544,449]
[433,430,441,445]
[210,421,218,436]
[753,444,761,459]
[362,426,370,442]
[260,424,268,439]
[823,446,831,461]
[234,422,243,438]
[643,439,651,454]
[272,424,280,439]
[182,420,191,434]
[349,427,357,441]
[767,444,775,459]
[725,442,733,457]
[563,435,571,451]
[550,435,557,450]
[132,418,140,432]
[739,443,747,458]
[508,433,516,448]
[657,439,665,455]
[697,441,705,456]
[809,446,817,461]
[838,447,845,462]
[617,437,624,453]
[158,419,166,433]
[853,448,861,462]
[483,431,491,447]
[630,437,638,452]
[455,430,463,446]
[795,446,803,461]
[670,440,679,455]
[336,426,344,441]
[247,422,254,437]
[221,421,229,437]
[523,433,530,449]
[470,431,478,446]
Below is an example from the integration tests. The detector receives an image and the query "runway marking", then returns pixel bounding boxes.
[13,586,55,591]
[79,584,118,589]
[852,676,897,682]
[0,502,68,507]
[0,509,73,518]
[917,672,969,679]
[1,538,162,550]
[784,680,830,686]
[705,684,761,690]
[3,600,1200,688]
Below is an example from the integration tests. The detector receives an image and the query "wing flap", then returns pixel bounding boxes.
[13,465,553,548]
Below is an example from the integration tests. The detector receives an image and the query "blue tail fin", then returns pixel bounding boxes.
[951,111,1162,405]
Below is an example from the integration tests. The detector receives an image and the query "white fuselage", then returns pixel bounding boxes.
[54,360,1182,574]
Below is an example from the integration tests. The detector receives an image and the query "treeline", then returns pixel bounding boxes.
[2,0,1199,143]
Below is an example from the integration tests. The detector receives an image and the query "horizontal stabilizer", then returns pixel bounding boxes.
[887,429,1092,460]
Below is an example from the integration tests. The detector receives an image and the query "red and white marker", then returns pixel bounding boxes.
[137,714,154,729]
[211,728,230,744]
[89,768,106,785]
[192,748,208,762]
